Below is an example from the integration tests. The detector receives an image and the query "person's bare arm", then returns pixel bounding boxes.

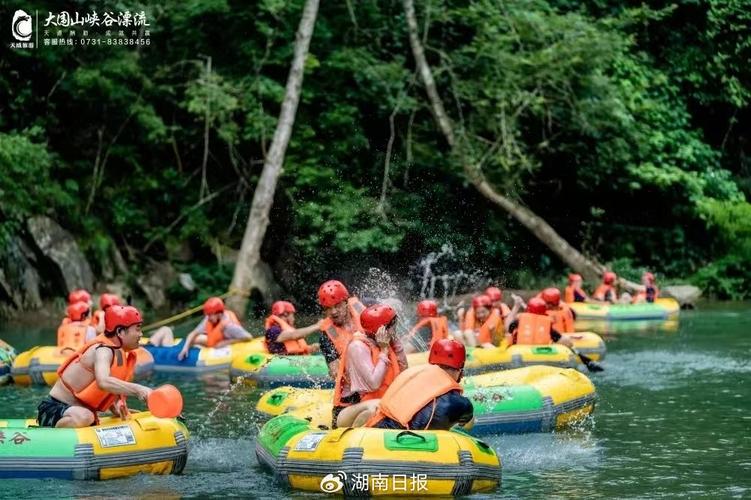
[94,348,151,400]
[277,321,322,343]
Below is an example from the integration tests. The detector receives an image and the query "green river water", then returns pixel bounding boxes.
[1,303,749,498]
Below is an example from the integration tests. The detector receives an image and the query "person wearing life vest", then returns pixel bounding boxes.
[404,299,450,353]
[316,280,366,380]
[593,272,619,303]
[541,287,575,333]
[366,338,474,431]
[176,297,253,360]
[457,295,502,348]
[37,305,153,428]
[57,302,97,354]
[633,272,659,304]
[564,274,589,303]
[265,300,320,355]
[333,304,406,428]
[92,293,121,334]
[505,298,573,347]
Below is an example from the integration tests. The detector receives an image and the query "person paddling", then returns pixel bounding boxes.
[38,305,153,428]
[265,300,320,354]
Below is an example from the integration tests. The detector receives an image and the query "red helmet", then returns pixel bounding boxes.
[541,288,561,306]
[360,304,396,334]
[67,301,90,322]
[105,305,143,332]
[318,280,349,308]
[99,293,121,310]
[568,273,582,283]
[68,289,91,305]
[643,272,655,283]
[429,339,466,370]
[485,287,502,302]
[203,297,225,315]
[472,294,492,310]
[603,272,617,285]
[526,297,548,315]
[271,300,296,316]
[417,300,438,318]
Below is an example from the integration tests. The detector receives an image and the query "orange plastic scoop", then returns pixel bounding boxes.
[147,384,184,418]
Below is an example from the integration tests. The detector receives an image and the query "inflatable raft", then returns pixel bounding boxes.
[232,333,605,388]
[142,338,258,373]
[11,346,154,386]
[256,414,500,496]
[0,412,188,479]
[0,339,16,386]
[256,366,596,434]
[570,298,679,321]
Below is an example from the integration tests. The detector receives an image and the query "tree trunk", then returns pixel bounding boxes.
[403,0,637,288]
[227,0,320,313]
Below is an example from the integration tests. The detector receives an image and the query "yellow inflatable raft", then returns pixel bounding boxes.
[0,412,188,479]
[232,332,605,388]
[256,414,500,496]
[256,366,596,434]
[11,346,154,386]
[570,298,680,321]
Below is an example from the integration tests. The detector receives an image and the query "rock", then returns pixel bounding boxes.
[662,285,702,309]
[135,260,177,310]
[0,236,43,313]
[178,273,196,291]
[26,216,94,293]
[103,282,132,302]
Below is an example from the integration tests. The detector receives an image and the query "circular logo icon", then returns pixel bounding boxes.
[320,471,346,493]
[12,10,32,41]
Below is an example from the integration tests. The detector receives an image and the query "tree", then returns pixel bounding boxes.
[227,0,321,313]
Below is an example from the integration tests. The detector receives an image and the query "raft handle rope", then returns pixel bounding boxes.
[142,287,250,332]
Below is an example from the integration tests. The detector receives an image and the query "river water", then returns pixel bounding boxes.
[1,304,749,498]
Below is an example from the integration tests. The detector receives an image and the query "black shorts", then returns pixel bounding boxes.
[37,396,72,428]
[331,393,361,429]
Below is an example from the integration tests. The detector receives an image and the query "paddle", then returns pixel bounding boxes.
[571,347,604,372]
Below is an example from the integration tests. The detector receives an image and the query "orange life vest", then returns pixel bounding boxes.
[464,303,509,331]
[408,316,449,348]
[333,334,400,407]
[477,309,503,344]
[204,310,241,348]
[365,364,462,429]
[594,284,617,302]
[57,322,90,351]
[57,335,136,413]
[546,304,574,333]
[264,315,309,354]
[319,297,365,357]
[514,313,553,345]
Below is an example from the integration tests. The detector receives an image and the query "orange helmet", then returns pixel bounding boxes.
[317,280,349,308]
[360,304,397,335]
[472,295,492,309]
[526,297,547,316]
[271,300,296,316]
[485,287,502,302]
[568,273,582,284]
[429,339,466,370]
[417,300,438,318]
[105,305,143,332]
[68,289,91,305]
[541,288,561,306]
[203,297,225,315]
[99,293,121,310]
[603,272,617,285]
[67,301,90,322]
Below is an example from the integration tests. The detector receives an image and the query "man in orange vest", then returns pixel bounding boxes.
[333,304,406,428]
[37,305,154,428]
[57,301,98,354]
[316,280,366,379]
[366,339,473,431]
[265,300,320,354]
[176,297,253,360]
[593,271,619,303]
[92,293,121,334]
[564,274,589,303]
[505,297,573,348]
[541,288,575,333]
[404,299,449,353]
